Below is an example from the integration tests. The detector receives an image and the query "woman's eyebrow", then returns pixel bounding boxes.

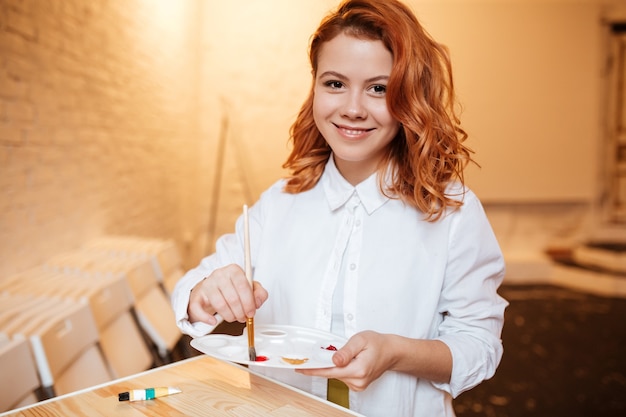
[365,75,389,83]
[318,71,347,80]
[318,71,389,84]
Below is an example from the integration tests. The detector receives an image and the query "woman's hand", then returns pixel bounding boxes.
[297,330,394,391]
[187,264,268,326]
[297,330,452,391]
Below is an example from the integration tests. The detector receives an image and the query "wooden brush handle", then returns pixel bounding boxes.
[247,317,255,345]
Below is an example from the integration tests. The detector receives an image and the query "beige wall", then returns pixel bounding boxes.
[414,0,603,203]
[0,0,202,277]
[0,0,621,280]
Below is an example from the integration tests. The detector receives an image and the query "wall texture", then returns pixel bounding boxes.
[0,0,202,277]
[193,0,338,255]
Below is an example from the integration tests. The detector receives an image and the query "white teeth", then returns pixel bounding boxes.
[343,128,365,135]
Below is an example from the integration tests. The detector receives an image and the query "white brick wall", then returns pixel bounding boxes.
[0,0,202,277]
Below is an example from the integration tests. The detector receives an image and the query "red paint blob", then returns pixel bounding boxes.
[322,345,337,351]
[255,355,269,362]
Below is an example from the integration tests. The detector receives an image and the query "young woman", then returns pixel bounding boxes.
[172,1,508,416]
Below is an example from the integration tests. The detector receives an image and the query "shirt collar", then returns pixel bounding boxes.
[322,156,390,215]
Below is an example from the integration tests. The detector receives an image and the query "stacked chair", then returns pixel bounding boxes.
[85,236,185,296]
[0,334,40,411]
[0,236,185,413]
[1,266,153,380]
[0,292,112,406]
[45,238,183,364]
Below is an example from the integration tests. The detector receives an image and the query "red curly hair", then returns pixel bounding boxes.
[283,0,474,221]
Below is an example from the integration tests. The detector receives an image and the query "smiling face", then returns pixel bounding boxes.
[313,32,399,185]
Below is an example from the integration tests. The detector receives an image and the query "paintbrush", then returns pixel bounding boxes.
[243,204,256,362]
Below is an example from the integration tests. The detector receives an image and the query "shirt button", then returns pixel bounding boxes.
[349,263,356,271]
[347,314,354,321]
[355,220,361,227]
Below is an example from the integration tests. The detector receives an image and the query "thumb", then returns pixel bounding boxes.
[332,338,361,367]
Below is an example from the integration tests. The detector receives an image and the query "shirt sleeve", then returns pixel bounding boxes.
[432,191,508,398]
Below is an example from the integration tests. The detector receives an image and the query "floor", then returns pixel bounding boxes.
[175,282,626,417]
[453,283,626,417]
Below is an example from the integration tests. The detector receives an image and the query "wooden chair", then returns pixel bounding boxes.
[0,294,44,330]
[0,293,112,398]
[45,248,182,366]
[1,268,153,380]
[45,238,184,363]
[154,241,185,295]
[118,257,181,363]
[0,335,40,412]
[84,236,185,295]
[21,300,112,396]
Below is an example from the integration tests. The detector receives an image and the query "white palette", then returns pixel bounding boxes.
[190,324,346,369]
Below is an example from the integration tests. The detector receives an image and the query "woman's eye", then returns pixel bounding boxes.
[325,80,344,89]
[371,84,387,94]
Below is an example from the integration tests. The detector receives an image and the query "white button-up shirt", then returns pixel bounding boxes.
[172,157,507,417]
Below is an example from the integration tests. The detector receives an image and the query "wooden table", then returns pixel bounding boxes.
[1,355,362,416]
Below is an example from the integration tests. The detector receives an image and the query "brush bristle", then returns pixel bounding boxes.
[249,346,257,362]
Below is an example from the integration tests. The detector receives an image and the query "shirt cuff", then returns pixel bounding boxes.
[434,334,501,398]
[177,318,221,338]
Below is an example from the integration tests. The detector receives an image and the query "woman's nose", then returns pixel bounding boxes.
[341,92,367,119]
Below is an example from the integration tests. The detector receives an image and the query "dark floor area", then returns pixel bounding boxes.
[453,284,626,417]
[176,283,626,417]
